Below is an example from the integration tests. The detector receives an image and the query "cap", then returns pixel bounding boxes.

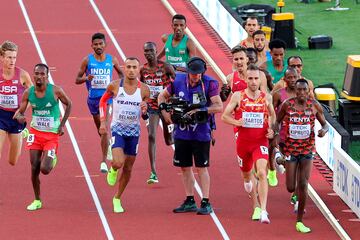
[187,57,206,74]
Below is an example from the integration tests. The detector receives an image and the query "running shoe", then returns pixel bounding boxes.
[173,200,197,213]
[252,207,262,221]
[113,197,124,213]
[27,200,42,211]
[275,163,286,174]
[296,222,311,233]
[52,155,57,169]
[107,167,118,186]
[197,202,213,215]
[267,169,278,187]
[21,128,29,139]
[146,172,159,184]
[244,180,253,193]
[100,162,108,173]
[290,194,297,205]
[260,210,270,224]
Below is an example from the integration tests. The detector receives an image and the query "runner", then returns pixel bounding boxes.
[140,41,175,184]
[157,14,196,72]
[99,57,149,213]
[275,79,328,233]
[222,64,276,223]
[14,63,72,211]
[75,32,123,173]
[0,41,32,166]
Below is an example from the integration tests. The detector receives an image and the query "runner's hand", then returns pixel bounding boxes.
[58,126,64,136]
[140,101,148,115]
[318,128,327,137]
[99,122,107,135]
[161,110,172,124]
[86,74,94,81]
[234,118,244,127]
[266,128,274,139]
[13,111,26,124]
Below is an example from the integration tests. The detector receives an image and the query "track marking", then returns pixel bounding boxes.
[89,1,230,239]
[18,1,114,239]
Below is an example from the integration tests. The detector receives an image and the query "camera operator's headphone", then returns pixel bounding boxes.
[187,57,207,72]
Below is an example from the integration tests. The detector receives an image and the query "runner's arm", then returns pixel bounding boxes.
[157,34,168,59]
[20,69,33,88]
[75,57,90,84]
[13,89,30,124]
[99,84,114,122]
[266,94,276,139]
[314,100,329,137]
[164,62,176,79]
[113,56,124,79]
[221,92,243,126]
[187,38,197,58]
[56,86,72,135]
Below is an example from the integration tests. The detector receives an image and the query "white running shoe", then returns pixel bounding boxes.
[260,210,270,224]
[100,162,108,173]
[276,163,286,174]
[244,181,253,193]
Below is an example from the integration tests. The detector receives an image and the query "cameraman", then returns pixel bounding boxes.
[158,57,223,215]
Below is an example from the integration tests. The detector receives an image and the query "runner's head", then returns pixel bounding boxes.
[269,39,286,67]
[143,42,157,63]
[246,47,258,65]
[295,78,309,103]
[33,63,49,88]
[246,64,260,92]
[91,32,106,56]
[0,41,18,69]
[231,46,248,73]
[284,67,298,90]
[288,56,303,76]
[252,30,266,52]
[244,17,260,37]
[172,14,186,39]
[124,57,140,81]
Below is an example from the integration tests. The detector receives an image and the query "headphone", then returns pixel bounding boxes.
[187,57,207,72]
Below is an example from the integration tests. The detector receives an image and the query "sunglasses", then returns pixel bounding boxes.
[289,64,303,68]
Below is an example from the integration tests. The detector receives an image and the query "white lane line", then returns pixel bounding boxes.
[18,1,114,239]
[89,1,230,239]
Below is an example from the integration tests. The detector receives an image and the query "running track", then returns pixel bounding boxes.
[0,1,358,239]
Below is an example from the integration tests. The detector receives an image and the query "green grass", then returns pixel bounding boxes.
[226,0,360,160]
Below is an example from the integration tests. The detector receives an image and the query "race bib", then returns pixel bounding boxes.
[149,85,163,99]
[242,112,264,128]
[91,75,110,89]
[33,116,54,130]
[289,124,311,139]
[0,94,18,109]
[237,155,243,167]
[27,134,35,143]
[260,146,269,155]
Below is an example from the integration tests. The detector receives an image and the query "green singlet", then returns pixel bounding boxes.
[266,60,288,84]
[29,84,61,133]
[165,34,189,68]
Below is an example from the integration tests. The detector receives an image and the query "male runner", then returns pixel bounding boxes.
[99,57,149,213]
[15,63,72,211]
[76,32,123,173]
[240,17,260,48]
[252,30,271,65]
[276,79,328,233]
[140,41,175,184]
[157,14,197,71]
[0,41,32,166]
[222,64,275,223]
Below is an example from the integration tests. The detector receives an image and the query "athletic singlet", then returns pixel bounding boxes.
[266,60,287,84]
[277,88,291,141]
[141,62,172,110]
[0,67,25,112]
[283,98,315,156]
[86,54,113,99]
[165,34,189,68]
[29,84,61,133]
[235,90,269,140]
[232,71,247,93]
[111,80,142,137]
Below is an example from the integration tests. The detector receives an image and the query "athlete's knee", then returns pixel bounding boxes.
[256,169,267,180]
[40,165,51,175]
[286,184,295,193]
[112,160,123,170]
[297,179,308,191]
[148,133,156,144]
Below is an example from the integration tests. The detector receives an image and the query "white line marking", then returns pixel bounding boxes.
[18,1,114,239]
[89,1,230,239]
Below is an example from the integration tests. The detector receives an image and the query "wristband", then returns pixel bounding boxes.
[159,103,167,111]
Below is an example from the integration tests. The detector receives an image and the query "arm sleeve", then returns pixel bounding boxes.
[99,91,112,121]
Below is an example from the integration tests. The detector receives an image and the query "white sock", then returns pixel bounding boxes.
[244,181,253,193]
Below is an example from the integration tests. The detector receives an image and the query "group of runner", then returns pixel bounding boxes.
[0,13,329,234]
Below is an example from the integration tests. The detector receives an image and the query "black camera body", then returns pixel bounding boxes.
[163,97,208,125]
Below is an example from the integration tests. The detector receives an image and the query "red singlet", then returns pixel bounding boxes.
[283,98,315,156]
[0,67,25,112]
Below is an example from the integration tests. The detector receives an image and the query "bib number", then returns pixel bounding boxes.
[242,112,264,128]
[149,86,163,99]
[27,134,35,143]
[91,75,110,89]
[289,124,311,139]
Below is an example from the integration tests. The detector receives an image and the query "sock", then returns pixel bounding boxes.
[244,181,253,193]
[186,196,195,203]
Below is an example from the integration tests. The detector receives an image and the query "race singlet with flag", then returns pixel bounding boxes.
[29,84,61,133]
[164,34,189,68]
